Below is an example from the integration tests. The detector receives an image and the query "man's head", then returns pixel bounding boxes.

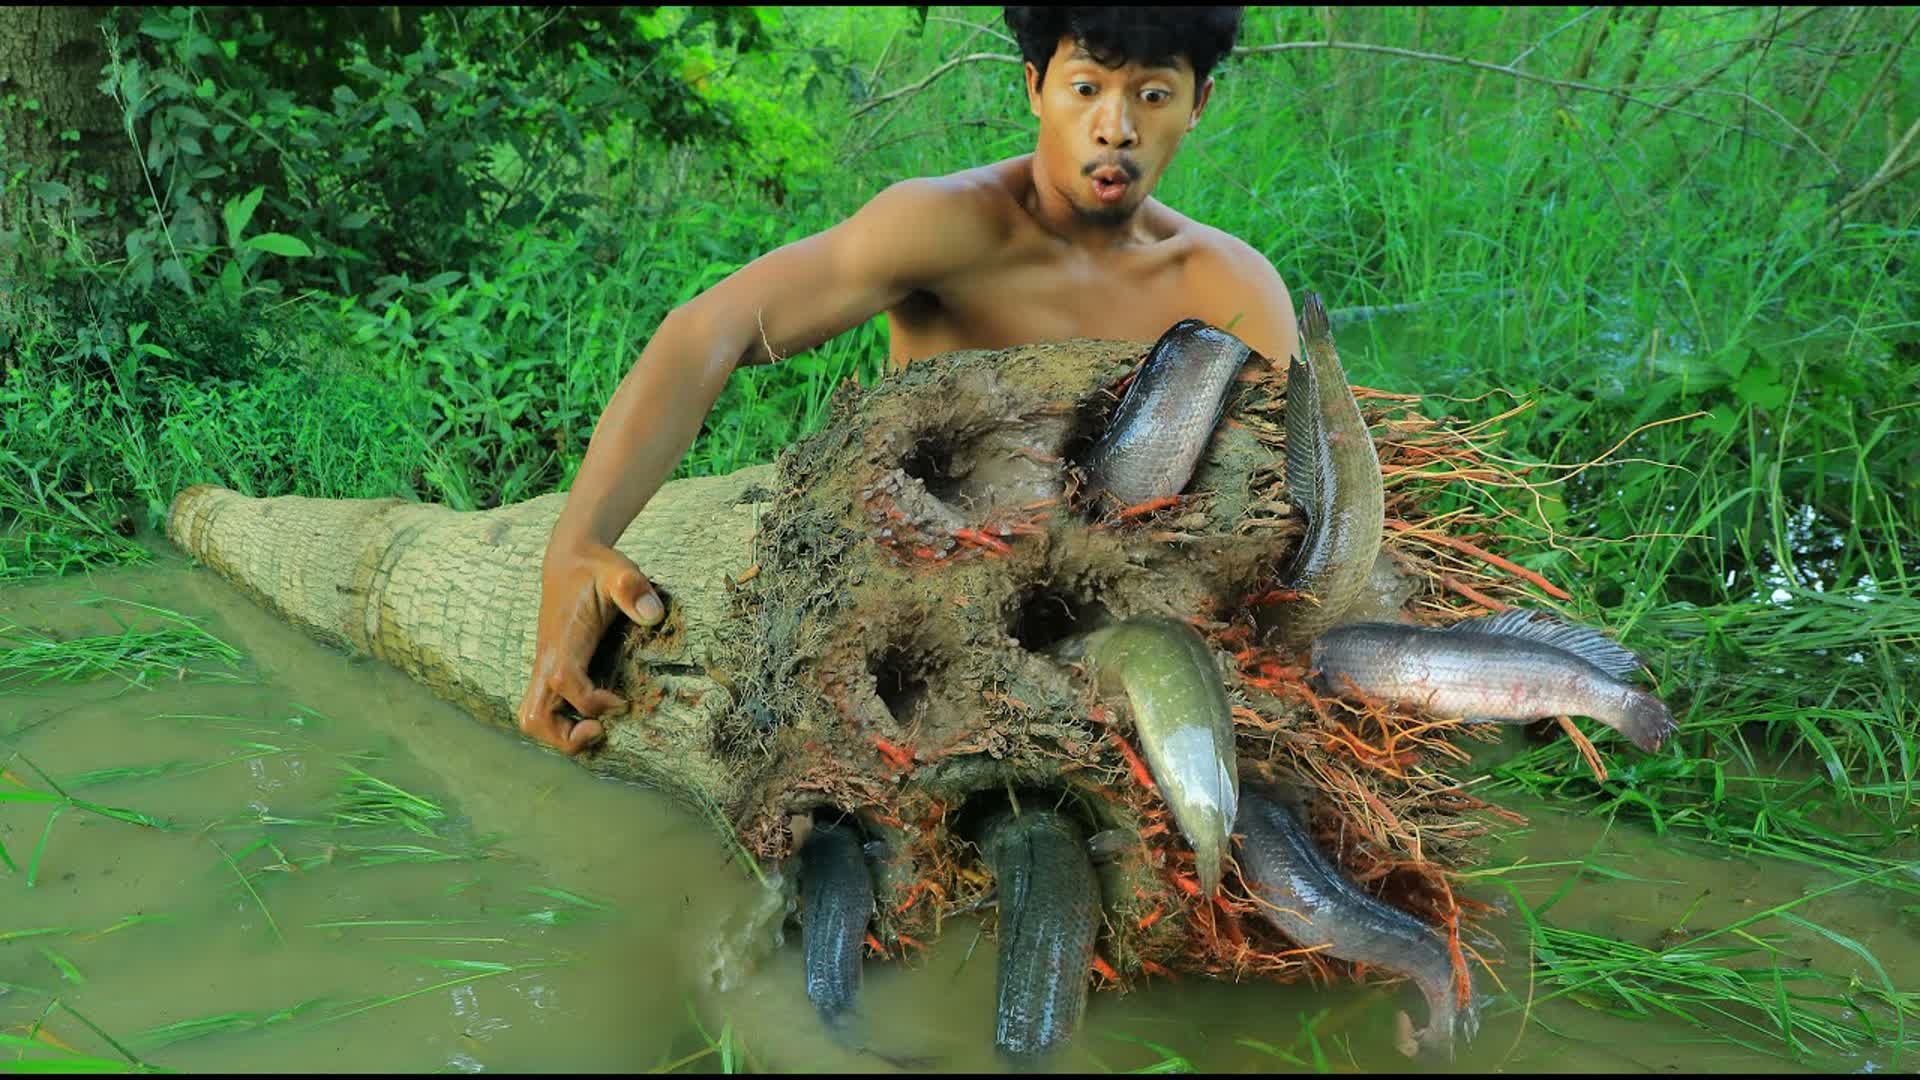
[1005,7,1243,225]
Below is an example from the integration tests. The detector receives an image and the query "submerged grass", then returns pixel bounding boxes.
[0,601,245,694]
[134,999,327,1050]
[329,763,450,837]
[1483,860,1918,1068]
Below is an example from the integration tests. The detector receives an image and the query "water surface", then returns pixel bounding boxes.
[2,545,1911,1073]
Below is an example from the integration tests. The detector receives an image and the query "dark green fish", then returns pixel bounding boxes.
[1064,616,1239,897]
[799,818,875,1020]
[982,807,1102,1061]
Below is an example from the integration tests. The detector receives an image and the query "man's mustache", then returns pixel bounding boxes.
[1082,157,1143,181]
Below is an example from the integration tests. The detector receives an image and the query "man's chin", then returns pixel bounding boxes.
[1071,199,1136,226]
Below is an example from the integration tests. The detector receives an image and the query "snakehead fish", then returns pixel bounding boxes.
[1309,608,1676,752]
[1083,319,1252,508]
[982,807,1102,1060]
[1235,790,1476,1060]
[1267,292,1384,649]
[1056,615,1239,897]
[798,818,875,1020]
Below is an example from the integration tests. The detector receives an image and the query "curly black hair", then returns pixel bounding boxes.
[1003,7,1244,90]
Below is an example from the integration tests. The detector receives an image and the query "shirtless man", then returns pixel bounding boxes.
[518,6,1299,754]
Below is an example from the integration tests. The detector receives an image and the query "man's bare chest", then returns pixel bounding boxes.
[886,253,1202,366]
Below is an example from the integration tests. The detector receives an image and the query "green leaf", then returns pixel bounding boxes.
[1733,366,1788,411]
[139,13,183,40]
[1696,405,1740,437]
[384,98,426,137]
[245,233,313,258]
[220,259,244,301]
[223,185,265,248]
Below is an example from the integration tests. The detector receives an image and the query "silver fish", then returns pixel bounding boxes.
[1235,790,1477,1060]
[1083,319,1252,508]
[1263,291,1385,648]
[1310,608,1676,752]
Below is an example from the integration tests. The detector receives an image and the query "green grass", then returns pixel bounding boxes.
[329,763,451,837]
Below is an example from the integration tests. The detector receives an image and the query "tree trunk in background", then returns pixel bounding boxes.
[0,6,130,209]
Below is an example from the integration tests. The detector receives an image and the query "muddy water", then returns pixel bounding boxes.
[3,547,1913,1073]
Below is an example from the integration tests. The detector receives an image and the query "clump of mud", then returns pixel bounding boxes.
[708,335,1552,988]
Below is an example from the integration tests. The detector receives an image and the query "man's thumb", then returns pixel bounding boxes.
[602,557,663,626]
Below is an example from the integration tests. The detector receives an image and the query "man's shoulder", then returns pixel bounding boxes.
[1170,214,1280,281]
[869,158,1028,224]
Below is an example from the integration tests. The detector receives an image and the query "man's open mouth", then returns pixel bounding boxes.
[1089,169,1130,204]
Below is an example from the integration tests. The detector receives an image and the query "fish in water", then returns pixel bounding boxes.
[1235,789,1477,1060]
[1082,319,1253,509]
[1058,615,1239,896]
[798,818,876,1020]
[1309,607,1676,752]
[981,806,1102,1061]
[1260,292,1385,649]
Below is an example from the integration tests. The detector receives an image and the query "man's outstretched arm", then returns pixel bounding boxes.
[518,179,996,754]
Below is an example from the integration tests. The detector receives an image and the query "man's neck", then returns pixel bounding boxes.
[1022,151,1151,253]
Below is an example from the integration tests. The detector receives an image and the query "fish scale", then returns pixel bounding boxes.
[1083,319,1252,507]
[1268,292,1385,647]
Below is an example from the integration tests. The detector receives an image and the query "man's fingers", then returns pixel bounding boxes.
[517,681,576,750]
[520,673,612,756]
[563,716,605,754]
[546,664,626,719]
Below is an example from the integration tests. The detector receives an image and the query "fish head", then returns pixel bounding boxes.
[1154,725,1238,897]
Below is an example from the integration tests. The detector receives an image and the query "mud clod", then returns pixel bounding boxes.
[708,335,1562,990]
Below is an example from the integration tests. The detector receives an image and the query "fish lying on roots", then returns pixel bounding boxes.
[798,818,876,1020]
[1082,318,1253,510]
[1260,292,1385,649]
[982,806,1102,1061]
[1309,607,1677,752]
[1235,789,1477,1060]
[1056,615,1239,897]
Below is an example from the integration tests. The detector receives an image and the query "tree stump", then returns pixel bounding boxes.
[168,335,1531,983]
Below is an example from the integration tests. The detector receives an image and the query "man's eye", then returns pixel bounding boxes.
[1074,82,1097,97]
[1143,89,1170,104]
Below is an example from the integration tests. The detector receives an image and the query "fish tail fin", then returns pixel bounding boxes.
[1618,688,1676,752]
[1411,953,1463,1061]
[1298,292,1332,347]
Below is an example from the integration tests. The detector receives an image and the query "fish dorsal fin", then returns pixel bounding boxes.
[1444,608,1643,679]
[1284,348,1322,514]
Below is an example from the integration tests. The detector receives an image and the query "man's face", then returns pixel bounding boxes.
[1025,34,1213,226]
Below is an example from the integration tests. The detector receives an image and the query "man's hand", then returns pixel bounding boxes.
[516,540,665,755]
